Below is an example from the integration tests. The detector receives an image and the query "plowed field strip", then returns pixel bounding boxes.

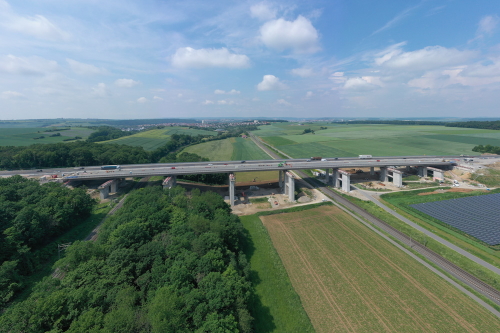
[324,207,481,333]
[271,218,356,332]
[297,222,395,332]
[312,220,434,332]
[261,205,500,332]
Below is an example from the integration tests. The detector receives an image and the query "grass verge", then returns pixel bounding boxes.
[240,215,315,333]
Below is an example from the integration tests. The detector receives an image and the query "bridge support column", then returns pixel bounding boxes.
[333,168,340,188]
[98,179,117,200]
[340,171,351,192]
[392,171,403,188]
[162,176,177,189]
[427,167,445,181]
[380,167,388,182]
[278,170,284,189]
[370,167,374,175]
[418,166,428,178]
[229,174,235,206]
[110,180,118,193]
[406,165,411,172]
[284,172,295,201]
[325,168,330,184]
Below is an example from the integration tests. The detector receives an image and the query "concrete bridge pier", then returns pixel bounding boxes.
[379,167,389,182]
[370,167,375,175]
[162,176,177,189]
[325,168,331,184]
[98,179,119,200]
[418,166,428,178]
[278,170,284,189]
[333,168,340,188]
[229,174,235,206]
[389,169,403,187]
[284,171,295,201]
[427,167,445,181]
[339,170,351,192]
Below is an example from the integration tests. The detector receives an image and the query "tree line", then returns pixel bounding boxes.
[0,186,253,332]
[0,176,96,307]
[472,144,500,154]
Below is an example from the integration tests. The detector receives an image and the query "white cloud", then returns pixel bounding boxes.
[377,45,476,72]
[178,93,183,98]
[153,96,163,101]
[92,83,109,97]
[203,100,214,105]
[1,90,24,99]
[217,100,235,105]
[67,59,107,75]
[344,77,380,91]
[257,75,287,91]
[214,89,240,94]
[476,15,499,38]
[277,99,291,106]
[115,78,140,88]
[250,2,276,20]
[0,54,58,75]
[305,91,313,98]
[171,47,250,68]
[371,4,420,36]
[0,4,70,41]
[260,16,320,53]
[291,68,315,77]
[137,97,147,103]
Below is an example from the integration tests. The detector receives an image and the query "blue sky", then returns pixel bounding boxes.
[1,0,499,119]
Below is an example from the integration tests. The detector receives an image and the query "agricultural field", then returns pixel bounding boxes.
[260,205,500,332]
[103,126,216,150]
[0,127,94,146]
[254,123,500,158]
[183,137,277,182]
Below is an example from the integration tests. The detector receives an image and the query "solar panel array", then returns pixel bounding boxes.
[410,192,500,245]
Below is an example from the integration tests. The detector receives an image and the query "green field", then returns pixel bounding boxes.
[183,137,271,161]
[260,205,500,332]
[0,127,94,146]
[254,123,500,158]
[103,127,216,150]
[381,188,500,262]
[240,215,315,333]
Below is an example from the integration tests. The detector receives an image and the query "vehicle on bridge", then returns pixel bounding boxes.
[359,155,372,159]
[101,165,121,170]
[311,156,322,160]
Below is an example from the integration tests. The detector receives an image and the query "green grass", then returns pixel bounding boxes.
[236,171,278,182]
[103,127,216,151]
[252,124,500,158]
[240,215,315,333]
[231,137,271,160]
[183,138,234,161]
[0,127,94,146]
[474,169,500,187]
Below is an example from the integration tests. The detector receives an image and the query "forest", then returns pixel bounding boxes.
[337,119,500,130]
[0,186,253,332]
[0,176,96,307]
[86,126,139,143]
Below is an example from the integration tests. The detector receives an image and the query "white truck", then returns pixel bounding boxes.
[359,155,372,159]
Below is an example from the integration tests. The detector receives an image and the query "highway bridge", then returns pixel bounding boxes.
[57,156,458,180]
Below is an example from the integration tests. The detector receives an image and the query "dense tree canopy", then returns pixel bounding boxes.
[86,126,138,143]
[0,186,253,332]
[0,176,96,306]
[472,144,500,154]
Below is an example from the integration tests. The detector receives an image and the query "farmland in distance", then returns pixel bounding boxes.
[0,127,94,146]
[260,204,500,332]
[103,127,216,150]
[254,123,500,158]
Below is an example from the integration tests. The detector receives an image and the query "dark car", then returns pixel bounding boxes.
[37,169,43,172]
[241,160,246,163]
